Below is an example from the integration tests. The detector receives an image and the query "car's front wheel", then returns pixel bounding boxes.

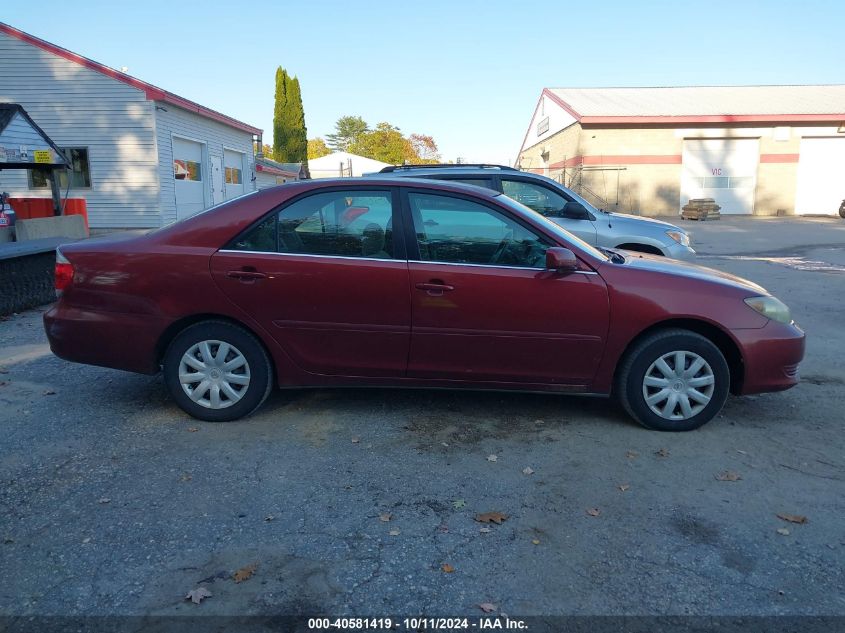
[616,329,730,431]
[163,320,273,422]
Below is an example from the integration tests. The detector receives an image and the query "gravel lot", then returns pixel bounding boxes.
[1,216,843,621]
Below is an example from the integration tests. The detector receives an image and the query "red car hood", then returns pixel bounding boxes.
[611,251,769,295]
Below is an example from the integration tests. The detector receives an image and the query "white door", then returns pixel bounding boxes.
[210,155,224,206]
[795,137,845,215]
[681,139,759,214]
[223,149,245,200]
[173,137,206,219]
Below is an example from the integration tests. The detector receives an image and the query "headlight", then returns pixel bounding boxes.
[666,230,690,247]
[744,296,792,324]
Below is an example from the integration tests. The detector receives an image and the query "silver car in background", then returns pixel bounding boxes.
[374,164,695,260]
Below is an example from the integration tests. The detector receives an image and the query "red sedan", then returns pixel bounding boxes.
[44,179,804,431]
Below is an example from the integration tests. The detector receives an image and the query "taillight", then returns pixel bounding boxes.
[55,248,74,295]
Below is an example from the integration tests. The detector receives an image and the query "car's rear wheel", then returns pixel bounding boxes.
[163,321,273,422]
[616,329,729,431]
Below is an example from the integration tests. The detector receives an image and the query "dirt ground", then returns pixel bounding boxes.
[0,216,843,622]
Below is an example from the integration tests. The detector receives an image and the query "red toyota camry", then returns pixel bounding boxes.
[44,179,804,431]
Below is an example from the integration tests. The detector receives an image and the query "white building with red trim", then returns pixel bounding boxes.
[517,86,845,216]
[0,22,263,228]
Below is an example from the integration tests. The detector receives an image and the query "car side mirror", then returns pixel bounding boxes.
[562,201,590,220]
[545,247,578,273]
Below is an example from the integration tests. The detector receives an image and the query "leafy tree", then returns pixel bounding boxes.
[350,122,414,165]
[326,115,369,151]
[308,137,332,159]
[286,75,309,175]
[272,67,290,162]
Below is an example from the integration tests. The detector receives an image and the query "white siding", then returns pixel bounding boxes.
[0,31,161,228]
[520,92,578,154]
[154,104,256,226]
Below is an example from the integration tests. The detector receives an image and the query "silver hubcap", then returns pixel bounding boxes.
[642,350,715,421]
[178,340,250,409]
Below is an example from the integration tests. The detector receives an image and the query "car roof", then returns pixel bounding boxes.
[291,176,503,198]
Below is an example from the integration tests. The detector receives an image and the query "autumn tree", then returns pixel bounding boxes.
[326,115,369,152]
[409,133,440,164]
[307,137,331,159]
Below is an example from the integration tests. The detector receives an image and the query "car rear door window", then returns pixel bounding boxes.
[501,179,569,217]
[408,192,549,268]
[230,190,396,259]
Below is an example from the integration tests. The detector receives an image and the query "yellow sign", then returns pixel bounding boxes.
[33,150,52,164]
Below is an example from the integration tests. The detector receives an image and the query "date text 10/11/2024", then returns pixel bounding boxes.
[307,617,529,630]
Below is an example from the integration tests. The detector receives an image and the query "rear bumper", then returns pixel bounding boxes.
[43,304,165,375]
[735,320,806,395]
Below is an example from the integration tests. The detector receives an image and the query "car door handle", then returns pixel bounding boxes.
[226,269,267,281]
[415,281,455,295]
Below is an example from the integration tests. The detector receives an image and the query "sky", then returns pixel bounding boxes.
[3,0,844,165]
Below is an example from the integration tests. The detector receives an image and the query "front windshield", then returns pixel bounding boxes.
[495,194,609,262]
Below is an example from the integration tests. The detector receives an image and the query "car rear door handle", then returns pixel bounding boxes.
[415,281,455,295]
[226,269,267,281]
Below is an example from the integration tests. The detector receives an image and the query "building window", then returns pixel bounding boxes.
[29,148,91,189]
[174,159,202,181]
[225,166,242,185]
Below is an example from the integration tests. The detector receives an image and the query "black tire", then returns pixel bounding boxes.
[839,200,845,219]
[163,320,273,422]
[615,328,730,432]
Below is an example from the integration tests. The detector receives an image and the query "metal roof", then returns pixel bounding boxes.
[545,85,845,123]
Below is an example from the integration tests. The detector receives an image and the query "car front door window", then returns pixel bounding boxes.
[501,179,569,217]
[408,192,549,268]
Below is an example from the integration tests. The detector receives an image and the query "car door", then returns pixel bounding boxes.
[210,187,411,377]
[403,189,609,385]
[500,177,599,245]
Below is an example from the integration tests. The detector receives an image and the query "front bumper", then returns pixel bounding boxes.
[662,242,697,261]
[734,320,806,395]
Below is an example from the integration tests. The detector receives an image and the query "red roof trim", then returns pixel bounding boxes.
[580,113,845,124]
[0,22,262,136]
[256,163,298,177]
[760,153,800,163]
[542,88,583,120]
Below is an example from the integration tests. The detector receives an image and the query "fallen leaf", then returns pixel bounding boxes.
[452,499,466,509]
[441,442,449,448]
[777,513,807,524]
[736,450,748,455]
[522,467,535,475]
[264,515,275,522]
[187,427,199,432]
[478,603,497,613]
[438,522,449,533]
[82,537,91,544]
[715,471,742,482]
[98,498,111,504]
[180,473,192,482]
[388,528,400,536]
[43,389,56,396]
[655,448,670,458]
[479,527,491,534]
[475,512,508,524]
[531,539,540,545]
[618,484,630,492]
[776,528,790,536]
[534,419,545,425]
[626,450,639,459]
[351,437,360,444]
[487,454,498,462]
[185,587,212,604]
[232,563,257,583]
[379,513,392,522]
[586,508,601,517]
[441,563,455,573]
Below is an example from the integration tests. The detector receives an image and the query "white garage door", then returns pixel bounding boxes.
[223,149,245,200]
[681,139,759,214]
[173,138,206,219]
[795,137,845,215]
